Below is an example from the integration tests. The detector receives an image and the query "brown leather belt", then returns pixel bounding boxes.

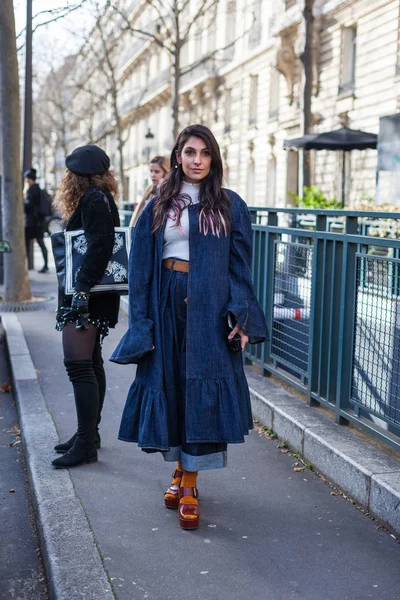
[162,258,189,273]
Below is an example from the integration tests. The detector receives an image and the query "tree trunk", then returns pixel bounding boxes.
[301,0,314,189]
[172,47,181,141]
[0,0,31,302]
[172,11,181,141]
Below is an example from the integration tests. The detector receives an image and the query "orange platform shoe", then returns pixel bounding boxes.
[178,487,200,530]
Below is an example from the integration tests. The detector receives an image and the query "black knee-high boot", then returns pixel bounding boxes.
[92,342,106,428]
[54,348,104,454]
[52,360,99,468]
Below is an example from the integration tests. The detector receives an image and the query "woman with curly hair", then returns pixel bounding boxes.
[111,125,268,529]
[52,144,120,469]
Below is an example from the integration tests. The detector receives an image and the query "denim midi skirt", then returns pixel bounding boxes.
[143,263,227,471]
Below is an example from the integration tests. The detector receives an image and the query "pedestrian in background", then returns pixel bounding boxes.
[51,145,120,469]
[129,155,170,227]
[111,124,268,529]
[24,168,49,273]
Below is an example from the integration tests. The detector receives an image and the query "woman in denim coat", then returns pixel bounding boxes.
[111,124,267,529]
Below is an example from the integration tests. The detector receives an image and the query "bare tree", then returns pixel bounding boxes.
[0,0,31,302]
[112,0,251,139]
[17,0,89,50]
[70,0,151,200]
[33,56,78,190]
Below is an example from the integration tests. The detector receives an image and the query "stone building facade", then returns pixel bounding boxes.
[40,0,400,207]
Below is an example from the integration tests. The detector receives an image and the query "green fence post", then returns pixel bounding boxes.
[307,215,327,406]
[262,211,278,377]
[335,216,358,425]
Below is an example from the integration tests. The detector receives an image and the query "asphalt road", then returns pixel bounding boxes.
[0,327,48,600]
[15,268,400,600]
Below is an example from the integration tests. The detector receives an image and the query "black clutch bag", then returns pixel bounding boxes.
[51,227,132,296]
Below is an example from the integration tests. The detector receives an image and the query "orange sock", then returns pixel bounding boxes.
[180,470,198,506]
[164,461,183,501]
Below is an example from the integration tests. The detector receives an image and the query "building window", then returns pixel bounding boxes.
[249,0,262,49]
[339,26,357,95]
[224,88,232,133]
[269,67,280,120]
[208,21,216,53]
[249,75,258,126]
[194,22,202,61]
[225,0,236,61]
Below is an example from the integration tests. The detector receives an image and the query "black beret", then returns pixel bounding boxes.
[65,145,110,176]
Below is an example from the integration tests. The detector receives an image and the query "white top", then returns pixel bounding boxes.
[162,181,200,260]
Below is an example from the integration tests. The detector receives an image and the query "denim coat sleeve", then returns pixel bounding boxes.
[224,192,268,344]
[110,203,155,364]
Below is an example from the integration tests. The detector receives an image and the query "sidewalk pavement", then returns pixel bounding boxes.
[2,242,400,600]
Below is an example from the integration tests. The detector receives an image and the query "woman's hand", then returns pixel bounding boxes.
[228,324,249,351]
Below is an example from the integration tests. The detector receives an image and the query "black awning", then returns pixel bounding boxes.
[284,126,378,151]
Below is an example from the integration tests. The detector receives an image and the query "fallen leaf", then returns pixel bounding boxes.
[9,488,15,493]
[292,461,299,467]
[330,491,338,496]
[294,467,305,472]
[280,449,289,454]
[0,382,11,393]
[8,440,21,447]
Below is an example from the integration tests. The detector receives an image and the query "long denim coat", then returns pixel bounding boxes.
[110,190,268,450]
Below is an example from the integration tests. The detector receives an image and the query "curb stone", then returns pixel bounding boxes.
[246,370,400,536]
[1,314,113,600]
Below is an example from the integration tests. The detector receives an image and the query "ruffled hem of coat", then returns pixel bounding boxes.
[118,379,169,449]
[184,370,253,444]
[118,370,253,450]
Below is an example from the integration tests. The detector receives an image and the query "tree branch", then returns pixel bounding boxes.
[144,0,173,41]
[180,10,256,76]
[17,0,88,49]
[109,2,174,54]
[181,0,218,42]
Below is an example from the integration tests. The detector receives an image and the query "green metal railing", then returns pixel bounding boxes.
[245,207,400,451]
[119,202,136,227]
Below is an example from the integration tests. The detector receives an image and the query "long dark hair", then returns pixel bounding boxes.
[152,124,230,236]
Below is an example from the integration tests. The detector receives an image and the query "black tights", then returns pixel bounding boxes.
[62,321,99,361]
[62,323,106,439]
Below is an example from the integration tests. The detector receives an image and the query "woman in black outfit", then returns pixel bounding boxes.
[52,145,120,469]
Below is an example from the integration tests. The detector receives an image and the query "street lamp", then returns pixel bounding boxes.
[144,127,154,162]
[145,127,154,140]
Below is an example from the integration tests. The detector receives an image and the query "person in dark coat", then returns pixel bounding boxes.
[24,168,49,273]
[51,145,120,469]
[111,125,268,529]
